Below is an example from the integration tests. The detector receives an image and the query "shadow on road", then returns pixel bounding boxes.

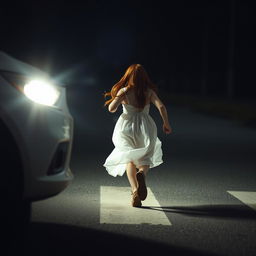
[22,222,218,256]
[142,204,256,219]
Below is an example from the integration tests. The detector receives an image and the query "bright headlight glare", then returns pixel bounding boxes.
[24,80,60,106]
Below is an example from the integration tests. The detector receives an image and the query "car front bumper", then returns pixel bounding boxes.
[22,105,74,201]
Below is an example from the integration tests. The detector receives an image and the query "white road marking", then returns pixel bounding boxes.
[227,191,256,211]
[100,186,171,225]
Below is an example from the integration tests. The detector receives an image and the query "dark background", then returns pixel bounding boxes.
[1,0,255,100]
[2,2,256,255]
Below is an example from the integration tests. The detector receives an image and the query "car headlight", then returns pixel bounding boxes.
[24,80,60,106]
[1,71,60,106]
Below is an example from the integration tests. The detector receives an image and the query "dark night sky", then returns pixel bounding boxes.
[1,0,255,99]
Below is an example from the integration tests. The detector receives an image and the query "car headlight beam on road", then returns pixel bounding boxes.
[24,80,60,106]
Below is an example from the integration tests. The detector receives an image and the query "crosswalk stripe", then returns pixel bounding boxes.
[100,186,171,225]
[227,191,256,211]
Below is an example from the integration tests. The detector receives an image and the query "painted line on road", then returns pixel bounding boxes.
[227,191,256,211]
[100,186,171,226]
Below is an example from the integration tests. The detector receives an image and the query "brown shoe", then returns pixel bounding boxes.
[136,171,147,201]
[131,190,142,207]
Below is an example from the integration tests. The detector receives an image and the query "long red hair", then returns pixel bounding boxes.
[104,64,157,109]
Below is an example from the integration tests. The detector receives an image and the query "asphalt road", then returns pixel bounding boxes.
[26,87,256,256]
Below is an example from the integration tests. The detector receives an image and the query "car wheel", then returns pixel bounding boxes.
[0,121,31,253]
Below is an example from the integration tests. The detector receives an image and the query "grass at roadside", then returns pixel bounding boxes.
[161,93,256,128]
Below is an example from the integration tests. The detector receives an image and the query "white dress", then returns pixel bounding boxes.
[103,93,163,177]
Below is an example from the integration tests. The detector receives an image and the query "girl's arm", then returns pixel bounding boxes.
[150,90,172,134]
[108,88,126,113]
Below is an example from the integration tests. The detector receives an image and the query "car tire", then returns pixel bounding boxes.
[0,120,31,254]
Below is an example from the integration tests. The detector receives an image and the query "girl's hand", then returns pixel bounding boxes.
[163,123,172,134]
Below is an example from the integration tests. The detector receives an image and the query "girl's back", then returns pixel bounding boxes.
[122,87,152,108]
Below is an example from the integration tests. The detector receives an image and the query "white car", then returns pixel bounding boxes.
[0,51,74,221]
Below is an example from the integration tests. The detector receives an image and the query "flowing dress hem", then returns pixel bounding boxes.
[104,160,163,177]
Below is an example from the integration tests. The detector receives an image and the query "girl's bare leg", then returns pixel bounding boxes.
[126,162,138,193]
